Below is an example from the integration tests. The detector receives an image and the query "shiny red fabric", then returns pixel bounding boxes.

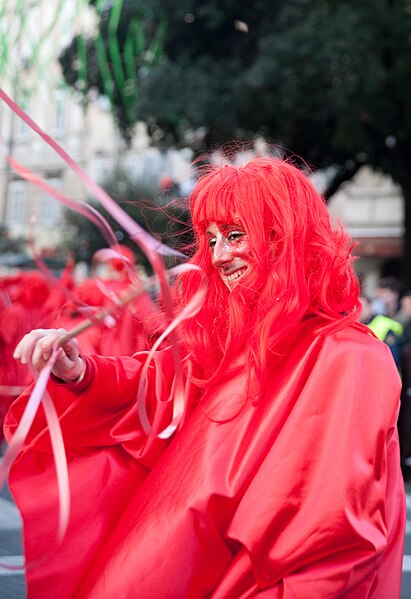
[5,324,406,598]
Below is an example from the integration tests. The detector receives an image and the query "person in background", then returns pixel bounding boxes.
[57,246,161,356]
[0,267,73,445]
[7,155,405,598]
[359,294,403,366]
[373,276,403,322]
[397,291,411,480]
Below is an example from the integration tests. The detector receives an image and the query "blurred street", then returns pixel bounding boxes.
[0,471,410,598]
[0,479,25,598]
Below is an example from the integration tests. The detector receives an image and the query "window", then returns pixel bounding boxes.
[53,90,66,136]
[38,178,63,226]
[7,180,28,224]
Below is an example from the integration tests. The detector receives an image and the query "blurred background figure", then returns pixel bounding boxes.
[373,276,403,322]
[0,268,73,444]
[57,245,162,357]
[0,247,161,445]
[397,291,411,481]
[359,294,403,366]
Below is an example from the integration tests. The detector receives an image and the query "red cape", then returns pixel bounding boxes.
[5,323,405,598]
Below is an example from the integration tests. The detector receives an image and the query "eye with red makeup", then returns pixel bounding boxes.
[207,229,245,249]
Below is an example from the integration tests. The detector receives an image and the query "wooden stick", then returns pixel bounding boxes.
[57,281,150,346]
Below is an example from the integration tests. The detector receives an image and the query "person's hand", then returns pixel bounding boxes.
[13,328,85,383]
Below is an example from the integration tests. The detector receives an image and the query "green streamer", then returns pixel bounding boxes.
[76,33,88,92]
[94,33,115,103]
[0,0,165,136]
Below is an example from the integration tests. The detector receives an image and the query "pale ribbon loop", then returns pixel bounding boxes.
[0,348,69,570]
[0,89,209,561]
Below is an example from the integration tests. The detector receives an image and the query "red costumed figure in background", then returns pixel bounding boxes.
[57,246,160,356]
[7,156,406,598]
[0,268,74,444]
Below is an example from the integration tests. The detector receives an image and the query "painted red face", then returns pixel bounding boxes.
[206,221,252,291]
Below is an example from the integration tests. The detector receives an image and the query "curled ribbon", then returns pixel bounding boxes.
[0,87,191,426]
[0,349,66,571]
[0,87,208,558]
[0,87,182,259]
[137,263,208,438]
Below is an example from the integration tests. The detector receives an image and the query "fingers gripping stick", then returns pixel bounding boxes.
[13,328,84,383]
[13,284,146,383]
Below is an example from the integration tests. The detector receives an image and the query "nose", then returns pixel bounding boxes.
[212,238,233,267]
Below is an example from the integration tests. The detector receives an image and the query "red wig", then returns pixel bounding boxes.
[175,156,360,386]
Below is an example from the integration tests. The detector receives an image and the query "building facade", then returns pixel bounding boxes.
[328,166,404,293]
[0,0,192,256]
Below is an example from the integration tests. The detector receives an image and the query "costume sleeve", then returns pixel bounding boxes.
[225,330,405,598]
[4,349,177,467]
[3,349,180,599]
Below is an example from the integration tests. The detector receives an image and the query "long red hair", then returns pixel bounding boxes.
[174,156,360,386]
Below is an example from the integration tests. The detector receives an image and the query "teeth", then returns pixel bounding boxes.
[226,268,247,282]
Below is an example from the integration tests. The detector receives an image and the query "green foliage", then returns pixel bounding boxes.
[59,1,411,171]
[59,0,411,283]
[59,0,166,142]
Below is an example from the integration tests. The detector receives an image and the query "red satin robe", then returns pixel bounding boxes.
[4,323,406,598]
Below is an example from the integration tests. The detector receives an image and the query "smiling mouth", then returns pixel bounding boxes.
[223,266,248,283]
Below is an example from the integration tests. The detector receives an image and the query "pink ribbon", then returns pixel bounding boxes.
[0,88,209,555]
[0,88,181,259]
[0,349,69,570]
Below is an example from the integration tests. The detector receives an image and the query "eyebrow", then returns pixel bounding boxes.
[205,222,244,237]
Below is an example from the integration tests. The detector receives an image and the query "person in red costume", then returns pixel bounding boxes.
[7,156,406,598]
[0,268,73,444]
[57,246,161,356]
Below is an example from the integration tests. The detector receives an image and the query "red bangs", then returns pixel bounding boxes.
[190,166,241,231]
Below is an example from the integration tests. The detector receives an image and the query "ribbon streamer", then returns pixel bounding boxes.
[0,87,182,259]
[0,89,208,557]
[136,263,208,438]
[0,87,191,436]
[0,353,59,571]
